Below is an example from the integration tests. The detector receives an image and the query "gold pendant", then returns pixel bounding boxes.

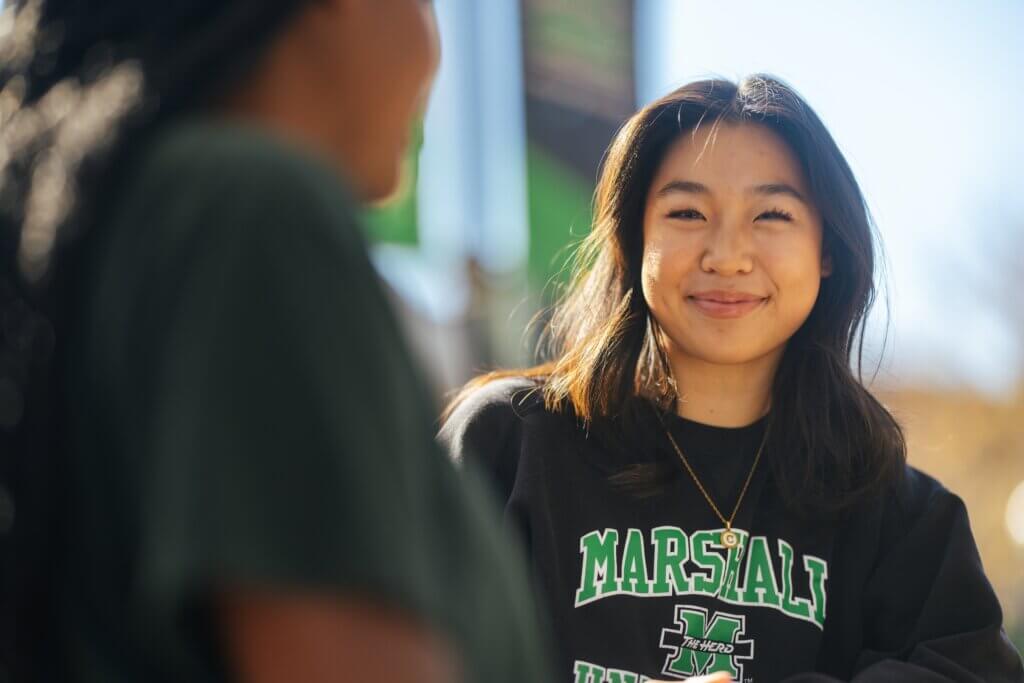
[721,529,740,549]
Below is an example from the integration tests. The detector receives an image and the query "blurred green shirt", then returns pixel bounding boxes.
[59,119,551,682]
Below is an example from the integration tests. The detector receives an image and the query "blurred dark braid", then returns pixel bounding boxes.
[0,1,312,677]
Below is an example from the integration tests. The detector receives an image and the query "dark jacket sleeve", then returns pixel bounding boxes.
[789,469,1024,682]
[438,377,538,505]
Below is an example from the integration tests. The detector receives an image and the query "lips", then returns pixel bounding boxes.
[687,290,768,319]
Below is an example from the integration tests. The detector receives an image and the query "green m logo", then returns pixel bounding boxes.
[659,606,754,681]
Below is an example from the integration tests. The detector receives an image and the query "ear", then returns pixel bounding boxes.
[821,250,833,278]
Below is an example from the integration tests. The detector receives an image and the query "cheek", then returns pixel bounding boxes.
[765,236,824,312]
[393,4,438,95]
[419,6,441,82]
[640,231,669,310]
[641,243,660,284]
[641,230,693,317]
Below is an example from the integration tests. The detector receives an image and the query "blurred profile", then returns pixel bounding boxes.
[0,0,551,681]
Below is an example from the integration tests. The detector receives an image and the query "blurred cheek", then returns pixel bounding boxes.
[359,159,403,203]
[395,3,438,108]
[421,5,441,85]
[357,9,436,200]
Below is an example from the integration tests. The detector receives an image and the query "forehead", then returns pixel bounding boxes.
[651,122,808,196]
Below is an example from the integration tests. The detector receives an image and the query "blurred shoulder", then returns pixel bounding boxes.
[123,117,357,235]
[449,376,545,421]
[143,118,340,186]
[439,376,545,463]
[105,117,368,279]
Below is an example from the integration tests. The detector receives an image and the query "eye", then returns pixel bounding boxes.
[666,208,706,221]
[756,208,794,222]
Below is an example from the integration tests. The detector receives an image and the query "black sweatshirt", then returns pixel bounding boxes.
[440,378,1024,683]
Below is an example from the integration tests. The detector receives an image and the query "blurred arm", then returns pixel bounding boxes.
[220,591,461,683]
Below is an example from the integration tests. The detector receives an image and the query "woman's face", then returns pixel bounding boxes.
[641,122,829,369]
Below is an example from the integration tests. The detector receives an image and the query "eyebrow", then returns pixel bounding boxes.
[655,180,709,197]
[751,183,808,203]
[655,179,809,205]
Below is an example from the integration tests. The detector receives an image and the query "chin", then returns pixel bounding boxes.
[360,166,404,204]
[694,348,768,365]
[679,336,779,366]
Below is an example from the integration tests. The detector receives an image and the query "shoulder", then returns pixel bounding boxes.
[439,376,545,465]
[87,118,386,370]
[893,464,958,518]
[439,376,552,504]
[836,464,964,558]
[116,118,360,255]
[137,118,344,195]
[449,376,545,423]
[96,119,375,314]
[871,464,969,551]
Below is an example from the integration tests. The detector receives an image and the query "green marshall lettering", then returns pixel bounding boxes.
[620,529,652,595]
[689,530,725,595]
[717,531,749,602]
[779,539,813,621]
[575,529,620,606]
[742,536,782,607]
[651,526,690,594]
[573,526,829,629]
[805,555,829,627]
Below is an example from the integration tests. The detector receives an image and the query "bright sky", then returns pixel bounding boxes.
[638,0,1024,396]
[5,0,1018,393]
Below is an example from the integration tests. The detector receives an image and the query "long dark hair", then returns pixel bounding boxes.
[0,0,312,676]
[447,75,905,517]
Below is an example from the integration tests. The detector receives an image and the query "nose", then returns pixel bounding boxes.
[700,220,755,276]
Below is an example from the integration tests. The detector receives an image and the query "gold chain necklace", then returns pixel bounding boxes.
[658,413,767,550]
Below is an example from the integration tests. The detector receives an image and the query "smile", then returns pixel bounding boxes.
[687,291,768,319]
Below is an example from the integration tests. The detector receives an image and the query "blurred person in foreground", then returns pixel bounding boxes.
[0,0,552,681]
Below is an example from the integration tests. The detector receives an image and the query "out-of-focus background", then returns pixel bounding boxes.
[364,0,1024,647]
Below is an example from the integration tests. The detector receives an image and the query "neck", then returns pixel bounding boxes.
[668,348,782,428]
[216,25,354,189]
[221,75,334,158]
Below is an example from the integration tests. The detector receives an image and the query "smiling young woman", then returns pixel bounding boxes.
[441,76,1024,682]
